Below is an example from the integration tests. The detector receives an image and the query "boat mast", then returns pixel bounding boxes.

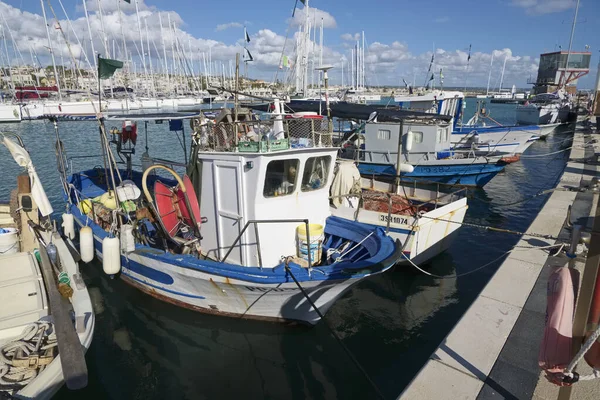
[96,0,110,56]
[82,0,97,72]
[486,52,494,96]
[499,55,507,92]
[361,31,365,90]
[158,13,170,96]
[134,0,149,96]
[40,0,61,100]
[302,0,310,96]
[562,0,580,89]
[144,18,156,97]
[168,14,177,93]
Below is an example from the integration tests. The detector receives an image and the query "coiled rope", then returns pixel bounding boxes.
[0,322,57,393]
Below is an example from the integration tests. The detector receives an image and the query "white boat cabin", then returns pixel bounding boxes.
[193,110,337,267]
[361,120,453,165]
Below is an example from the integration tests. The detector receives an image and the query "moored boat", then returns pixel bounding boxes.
[330,161,468,265]
[56,107,400,325]
[0,135,93,399]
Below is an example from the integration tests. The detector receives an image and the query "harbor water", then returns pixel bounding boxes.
[0,101,573,399]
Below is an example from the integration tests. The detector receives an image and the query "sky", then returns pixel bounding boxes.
[1,0,599,89]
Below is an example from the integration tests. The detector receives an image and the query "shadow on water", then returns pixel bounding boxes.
[0,103,571,399]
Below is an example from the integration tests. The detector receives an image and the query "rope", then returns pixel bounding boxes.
[403,244,564,279]
[283,259,386,400]
[0,322,57,391]
[418,215,559,240]
[564,323,600,379]
[519,139,596,159]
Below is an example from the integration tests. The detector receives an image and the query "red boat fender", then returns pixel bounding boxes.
[122,120,137,145]
[501,155,520,164]
[539,266,575,374]
[584,266,600,368]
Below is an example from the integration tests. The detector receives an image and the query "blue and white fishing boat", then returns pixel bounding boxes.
[55,107,400,325]
[344,115,510,187]
[393,90,542,154]
[330,161,468,265]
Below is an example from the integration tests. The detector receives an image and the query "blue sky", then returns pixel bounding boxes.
[3,0,599,88]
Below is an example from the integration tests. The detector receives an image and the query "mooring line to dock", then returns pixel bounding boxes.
[418,214,560,240]
[471,188,557,208]
[403,243,564,279]
[284,260,387,400]
[519,139,596,159]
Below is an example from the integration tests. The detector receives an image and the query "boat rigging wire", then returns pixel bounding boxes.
[284,259,387,400]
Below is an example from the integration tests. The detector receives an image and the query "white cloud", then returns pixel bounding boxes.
[290,7,337,29]
[0,1,567,89]
[341,33,360,41]
[510,0,576,15]
[215,22,243,32]
[434,16,449,23]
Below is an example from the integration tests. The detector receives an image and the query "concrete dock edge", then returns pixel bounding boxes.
[399,126,600,400]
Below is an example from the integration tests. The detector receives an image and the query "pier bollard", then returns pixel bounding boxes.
[567,225,582,258]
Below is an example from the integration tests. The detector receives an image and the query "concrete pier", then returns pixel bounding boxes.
[399,124,600,400]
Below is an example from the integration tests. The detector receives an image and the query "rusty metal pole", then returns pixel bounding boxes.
[558,199,600,399]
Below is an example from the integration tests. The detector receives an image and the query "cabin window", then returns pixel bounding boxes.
[301,156,331,192]
[412,131,423,144]
[377,129,391,140]
[263,159,299,197]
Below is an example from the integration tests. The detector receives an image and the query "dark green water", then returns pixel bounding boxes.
[0,101,572,399]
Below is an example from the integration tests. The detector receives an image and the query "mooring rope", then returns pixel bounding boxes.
[283,259,386,400]
[404,243,564,279]
[418,214,560,240]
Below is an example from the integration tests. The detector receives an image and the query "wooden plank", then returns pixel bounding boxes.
[38,242,88,390]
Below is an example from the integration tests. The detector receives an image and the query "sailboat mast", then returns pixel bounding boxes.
[303,0,310,96]
[159,13,170,96]
[96,0,110,56]
[144,18,156,97]
[499,55,507,91]
[486,52,494,96]
[82,0,97,71]
[134,0,149,96]
[40,0,61,100]
[563,0,580,88]
[361,32,365,89]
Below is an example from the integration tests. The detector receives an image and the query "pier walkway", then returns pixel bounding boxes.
[399,124,600,400]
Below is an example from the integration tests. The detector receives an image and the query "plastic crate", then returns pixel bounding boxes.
[237,139,290,153]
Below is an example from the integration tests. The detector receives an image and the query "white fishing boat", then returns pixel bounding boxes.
[0,103,21,122]
[55,101,400,325]
[43,100,104,120]
[0,135,94,399]
[330,161,468,265]
[515,92,571,125]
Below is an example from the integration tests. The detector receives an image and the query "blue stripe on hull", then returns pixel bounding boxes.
[357,162,504,187]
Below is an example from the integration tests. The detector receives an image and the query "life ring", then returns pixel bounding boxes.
[141,165,202,240]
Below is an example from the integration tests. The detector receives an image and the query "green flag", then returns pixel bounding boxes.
[283,55,289,68]
[98,56,123,79]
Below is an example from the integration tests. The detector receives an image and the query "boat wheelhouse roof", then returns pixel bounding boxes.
[104,112,201,121]
[246,100,453,123]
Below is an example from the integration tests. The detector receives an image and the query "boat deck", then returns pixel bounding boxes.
[0,204,48,339]
[0,252,48,337]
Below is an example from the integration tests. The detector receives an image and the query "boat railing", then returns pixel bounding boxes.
[221,218,313,270]
[193,117,332,153]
